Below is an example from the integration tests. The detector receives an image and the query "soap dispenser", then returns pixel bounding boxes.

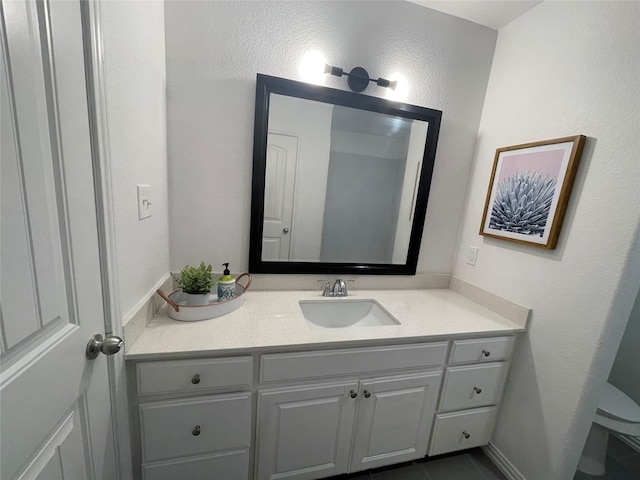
[217,263,236,301]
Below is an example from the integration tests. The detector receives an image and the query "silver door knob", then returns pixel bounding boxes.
[282,227,290,233]
[86,333,123,359]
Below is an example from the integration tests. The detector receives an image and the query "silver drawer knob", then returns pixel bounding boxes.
[473,386,482,394]
[363,390,371,398]
[350,390,358,399]
[482,350,491,357]
[191,374,201,384]
[463,431,471,439]
[192,425,201,436]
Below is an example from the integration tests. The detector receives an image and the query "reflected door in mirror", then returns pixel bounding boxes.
[263,133,298,261]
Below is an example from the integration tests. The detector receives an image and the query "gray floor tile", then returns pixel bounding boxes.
[467,448,508,480]
[371,462,430,480]
[602,455,637,480]
[423,454,486,480]
[346,474,372,480]
[608,436,637,461]
[617,452,640,474]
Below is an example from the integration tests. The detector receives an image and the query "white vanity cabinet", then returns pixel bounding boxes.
[428,335,515,456]
[129,356,254,480]
[255,343,447,480]
[128,334,519,480]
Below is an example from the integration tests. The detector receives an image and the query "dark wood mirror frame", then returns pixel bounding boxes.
[249,74,442,275]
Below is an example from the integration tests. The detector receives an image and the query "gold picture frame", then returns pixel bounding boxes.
[479,135,586,249]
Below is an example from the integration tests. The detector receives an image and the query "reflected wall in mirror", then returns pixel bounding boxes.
[250,74,442,275]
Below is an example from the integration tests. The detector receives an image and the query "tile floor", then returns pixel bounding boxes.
[573,435,640,480]
[331,448,507,480]
[324,435,640,480]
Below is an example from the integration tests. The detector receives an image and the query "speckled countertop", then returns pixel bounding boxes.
[125,289,527,360]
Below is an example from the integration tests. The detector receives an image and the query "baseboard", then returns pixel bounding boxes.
[482,442,527,480]
[614,433,640,453]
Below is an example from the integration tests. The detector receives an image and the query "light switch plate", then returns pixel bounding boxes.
[467,246,478,266]
[137,185,152,220]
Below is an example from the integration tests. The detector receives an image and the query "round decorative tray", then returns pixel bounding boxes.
[156,273,251,322]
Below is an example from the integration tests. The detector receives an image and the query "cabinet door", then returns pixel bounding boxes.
[256,381,359,480]
[350,371,442,472]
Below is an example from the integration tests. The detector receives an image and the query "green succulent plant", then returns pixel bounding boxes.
[172,262,214,294]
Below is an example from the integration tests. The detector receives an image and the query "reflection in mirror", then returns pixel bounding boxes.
[250,74,442,275]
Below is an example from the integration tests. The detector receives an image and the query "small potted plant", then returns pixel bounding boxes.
[172,262,214,306]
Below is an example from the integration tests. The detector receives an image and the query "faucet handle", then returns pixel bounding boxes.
[342,279,355,296]
[318,280,331,296]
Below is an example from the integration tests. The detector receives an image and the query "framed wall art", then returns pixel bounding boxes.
[479,135,586,249]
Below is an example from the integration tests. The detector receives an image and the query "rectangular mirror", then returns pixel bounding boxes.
[250,74,442,275]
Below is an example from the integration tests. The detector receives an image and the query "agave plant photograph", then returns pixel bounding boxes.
[480,135,586,249]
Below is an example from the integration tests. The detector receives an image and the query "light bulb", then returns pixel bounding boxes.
[385,73,408,101]
[298,50,327,85]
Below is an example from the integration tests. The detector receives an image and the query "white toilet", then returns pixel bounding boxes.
[578,382,640,476]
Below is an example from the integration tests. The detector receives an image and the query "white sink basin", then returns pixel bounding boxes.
[299,299,400,329]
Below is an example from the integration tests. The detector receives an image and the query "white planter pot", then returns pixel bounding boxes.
[184,292,211,306]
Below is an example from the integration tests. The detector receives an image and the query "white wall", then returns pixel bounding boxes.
[165,0,497,273]
[609,289,640,405]
[452,2,640,479]
[100,1,169,319]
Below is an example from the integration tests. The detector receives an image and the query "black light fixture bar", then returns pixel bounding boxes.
[324,64,396,93]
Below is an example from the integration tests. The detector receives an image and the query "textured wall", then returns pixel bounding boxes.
[101,1,169,319]
[451,2,640,478]
[164,0,497,273]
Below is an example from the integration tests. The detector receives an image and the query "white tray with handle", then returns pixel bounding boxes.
[157,273,251,322]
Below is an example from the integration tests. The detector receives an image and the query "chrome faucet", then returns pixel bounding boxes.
[320,279,349,297]
[332,279,347,296]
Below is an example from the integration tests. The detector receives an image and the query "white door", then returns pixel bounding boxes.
[350,372,442,472]
[256,381,358,480]
[1,1,118,479]
[262,133,298,261]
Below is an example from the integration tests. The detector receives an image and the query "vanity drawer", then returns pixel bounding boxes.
[448,336,514,364]
[428,407,497,456]
[136,356,253,395]
[139,393,252,463]
[439,363,509,412]
[260,342,447,383]
[142,450,250,480]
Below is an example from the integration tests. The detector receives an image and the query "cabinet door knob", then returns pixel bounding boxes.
[482,349,491,357]
[350,390,358,398]
[191,374,201,384]
[463,431,470,439]
[192,425,201,436]
[473,386,482,394]
[363,390,371,398]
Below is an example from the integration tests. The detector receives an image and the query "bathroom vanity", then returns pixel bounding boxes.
[125,288,526,480]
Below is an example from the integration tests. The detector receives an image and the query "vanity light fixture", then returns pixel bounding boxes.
[324,64,397,93]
